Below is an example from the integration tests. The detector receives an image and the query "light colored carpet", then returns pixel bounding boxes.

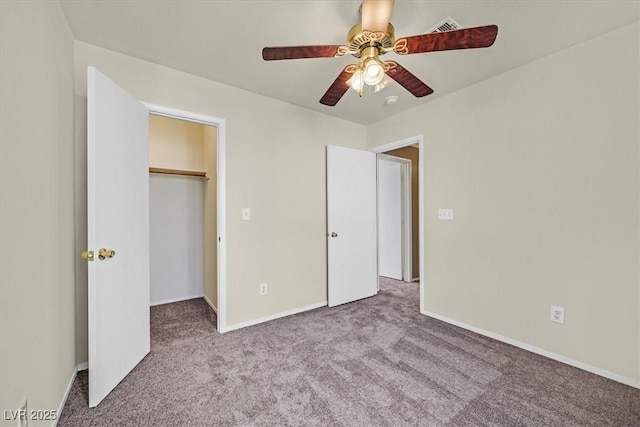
[59,278,639,426]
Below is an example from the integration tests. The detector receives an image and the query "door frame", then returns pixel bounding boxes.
[143,102,228,332]
[377,154,412,282]
[369,135,424,312]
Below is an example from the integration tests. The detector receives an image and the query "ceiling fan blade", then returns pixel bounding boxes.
[361,0,395,32]
[385,61,433,97]
[262,45,345,61]
[320,66,354,106]
[394,25,498,55]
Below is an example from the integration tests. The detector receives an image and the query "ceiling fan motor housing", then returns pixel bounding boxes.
[347,23,395,58]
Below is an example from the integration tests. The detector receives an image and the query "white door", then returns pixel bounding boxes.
[87,67,150,407]
[327,145,377,307]
[378,158,403,280]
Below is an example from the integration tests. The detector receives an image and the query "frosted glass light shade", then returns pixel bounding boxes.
[347,69,364,91]
[363,58,384,85]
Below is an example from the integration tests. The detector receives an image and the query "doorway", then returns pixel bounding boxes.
[144,103,228,332]
[370,135,424,312]
[378,154,412,282]
[147,115,217,314]
[325,137,424,311]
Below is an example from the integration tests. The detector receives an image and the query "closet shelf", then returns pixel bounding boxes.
[149,167,208,180]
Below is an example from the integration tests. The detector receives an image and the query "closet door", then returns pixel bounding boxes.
[87,67,150,407]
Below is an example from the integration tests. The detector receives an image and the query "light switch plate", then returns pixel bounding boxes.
[437,208,454,220]
[242,208,251,220]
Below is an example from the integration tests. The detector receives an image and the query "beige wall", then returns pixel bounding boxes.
[367,22,640,383]
[384,146,420,280]
[72,41,366,354]
[0,1,77,423]
[149,114,205,171]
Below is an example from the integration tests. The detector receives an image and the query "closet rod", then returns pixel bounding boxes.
[149,167,207,180]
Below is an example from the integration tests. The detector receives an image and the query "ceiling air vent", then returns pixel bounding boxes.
[428,17,461,33]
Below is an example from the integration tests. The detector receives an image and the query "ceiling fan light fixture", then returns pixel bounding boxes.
[363,58,384,85]
[346,68,364,93]
[374,74,391,93]
[262,1,499,107]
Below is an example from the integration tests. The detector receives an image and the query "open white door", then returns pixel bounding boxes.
[87,67,150,407]
[378,157,403,280]
[327,145,377,307]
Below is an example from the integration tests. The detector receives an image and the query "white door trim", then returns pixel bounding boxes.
[142,102,228,333]
[378,154,412,282]
[369,135,424,312]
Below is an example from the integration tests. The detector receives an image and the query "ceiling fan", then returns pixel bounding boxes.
[262,0,498,106]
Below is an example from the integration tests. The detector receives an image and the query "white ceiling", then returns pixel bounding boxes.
[60,0,639,125]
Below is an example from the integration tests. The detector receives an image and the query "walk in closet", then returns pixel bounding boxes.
[148,115,217,309]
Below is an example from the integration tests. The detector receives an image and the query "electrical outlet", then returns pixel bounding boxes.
[437,208,454,220]
[259,283,267,296]
[550,305,565,324]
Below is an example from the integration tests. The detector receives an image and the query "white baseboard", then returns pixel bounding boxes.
[77,362,88,371]
[224,301,327,333]
[150,293,204,306]
[53,363,80,427]
[421,309,640,389]
[203,294,217,314]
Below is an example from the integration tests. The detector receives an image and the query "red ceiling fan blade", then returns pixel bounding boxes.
[385,61,433,97]
[262,45,345,61]
[320,66,354,106]
[394,25,498,55]
[361,0,395,32]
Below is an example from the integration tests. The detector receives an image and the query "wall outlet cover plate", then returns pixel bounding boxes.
[437,208,454,220]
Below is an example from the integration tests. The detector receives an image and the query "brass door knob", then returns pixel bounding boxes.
[330,232,338,238]
[81,250,94,262]
[98,248,116,260]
